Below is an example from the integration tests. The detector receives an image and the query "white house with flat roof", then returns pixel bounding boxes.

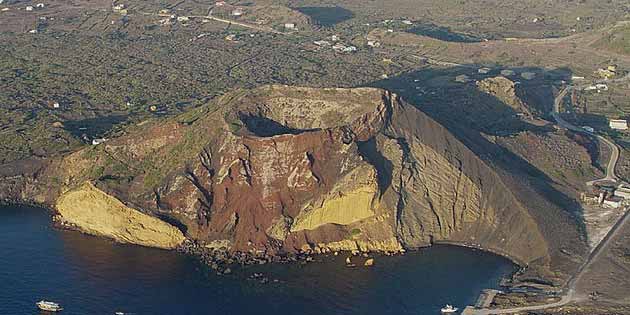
[604,196,623,208]
[614,185,630,199]
[610,119,628,130]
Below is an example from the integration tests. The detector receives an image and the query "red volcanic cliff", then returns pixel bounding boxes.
[1,85,587,284]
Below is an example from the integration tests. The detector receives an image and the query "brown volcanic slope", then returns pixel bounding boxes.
[1,85,586,283]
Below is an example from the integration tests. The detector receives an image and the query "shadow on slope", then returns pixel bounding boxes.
[367,64,590,278]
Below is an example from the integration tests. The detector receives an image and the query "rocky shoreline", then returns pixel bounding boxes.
[175,239,403,276]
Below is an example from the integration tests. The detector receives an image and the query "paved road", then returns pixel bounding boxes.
[469,205,630,314]
[140,5,287,35]
[551,87,619,185]
[465,86,627,315]
[188,14,287,35]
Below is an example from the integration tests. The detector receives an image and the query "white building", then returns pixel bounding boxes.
[231,8,244,16]
[313,40,331,46]
[610,119,628,130]
[455,74,471,83]
[584,85,597,91]
[332,44,356,53]
[91,138,107,145]
[284,23,296,30]
[595,84,608,91]
[521,72,537,80]
[603,196,623,208]
[614,185,630,199]
[25,5,33,11]
[478,67,491,74]
[581,126,594,133]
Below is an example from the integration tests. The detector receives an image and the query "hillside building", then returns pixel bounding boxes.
[603,196,623,208]
[455,74,471,83]
[614,185,630,199]
[595,84,608,91]
[521,72,537,80]
[609,119,628,130]
[478,67,491,74]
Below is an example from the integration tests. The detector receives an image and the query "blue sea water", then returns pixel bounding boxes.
[0,205,516,315]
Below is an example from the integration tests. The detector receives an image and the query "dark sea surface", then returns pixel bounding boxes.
[0,205,516,315]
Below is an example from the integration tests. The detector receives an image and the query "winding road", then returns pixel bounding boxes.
[464,85,627,315]
[551,87,619,185]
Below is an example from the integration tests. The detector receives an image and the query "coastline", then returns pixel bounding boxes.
[433,240,527,268]
[0,202,521,280]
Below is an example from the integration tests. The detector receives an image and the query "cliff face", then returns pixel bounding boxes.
[55,182,185,249]
[1,85,585,279]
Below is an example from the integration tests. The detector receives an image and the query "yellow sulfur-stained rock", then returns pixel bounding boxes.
[290,165,378,232]
[56,182,185,249]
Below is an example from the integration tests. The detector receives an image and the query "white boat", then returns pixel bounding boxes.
[36,300,63,312]
[440,304,458,313]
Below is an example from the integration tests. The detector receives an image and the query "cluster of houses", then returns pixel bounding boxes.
[583,184,630,208]
[313,35,357,53]
[157,14,191,26]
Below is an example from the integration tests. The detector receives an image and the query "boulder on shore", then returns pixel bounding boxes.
[364,258,374,266]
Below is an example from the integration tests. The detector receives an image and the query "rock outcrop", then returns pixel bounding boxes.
[55,182,185,249]
[476,76,532,117]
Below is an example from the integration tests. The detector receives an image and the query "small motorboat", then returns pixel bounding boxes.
[440,304,458,313]
[36,300,63,312]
